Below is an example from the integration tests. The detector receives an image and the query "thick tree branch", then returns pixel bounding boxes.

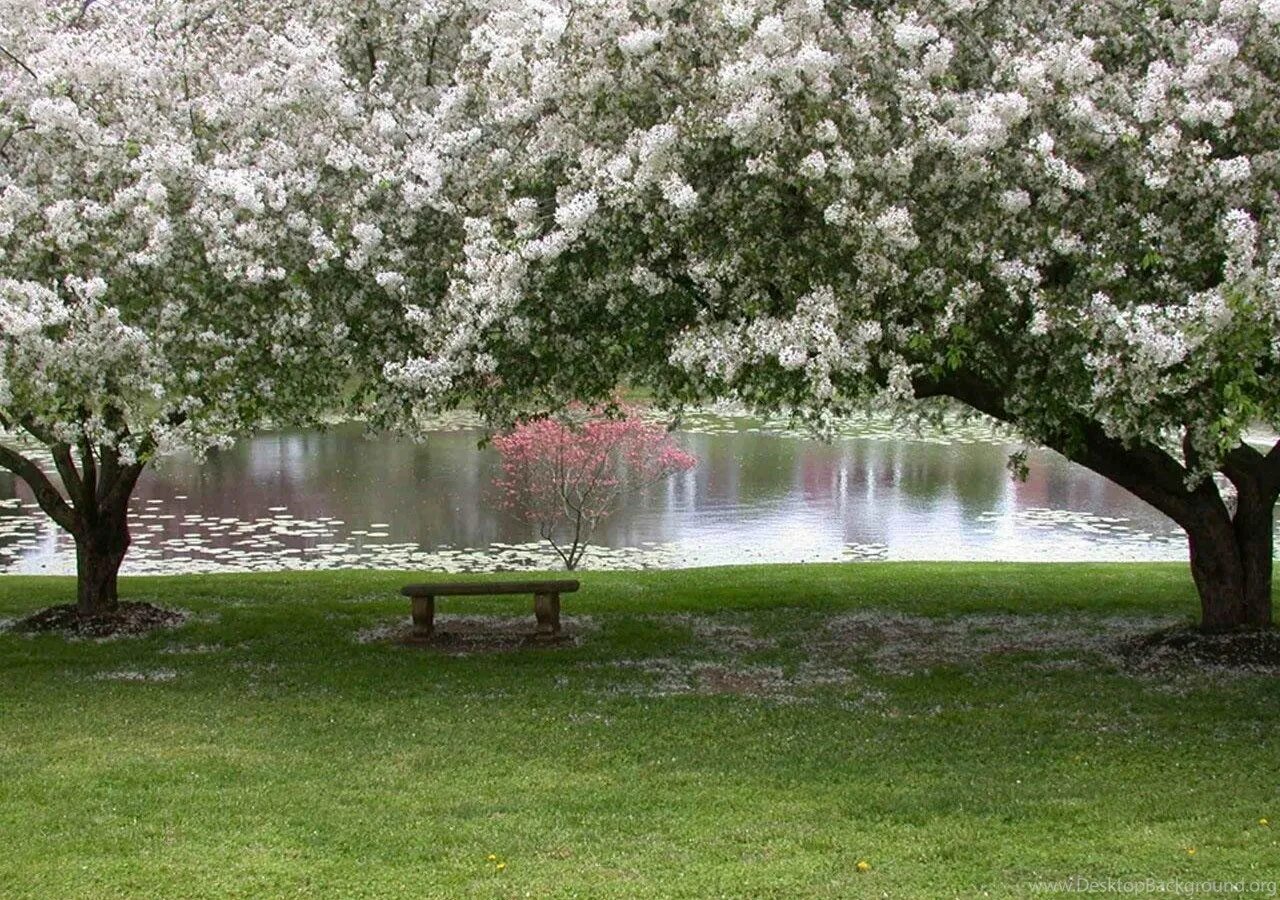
[50,443,87,509]
[99,462,143,514]
[1222,441,1280,503]
[0,444,77,531]
[1264,440,1280,495]
[78,438,98,514]
[17,417,55,446]
[914,371,1221,531]
[97,442,121,507]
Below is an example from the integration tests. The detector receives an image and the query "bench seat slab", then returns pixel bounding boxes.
[401,580,579,598]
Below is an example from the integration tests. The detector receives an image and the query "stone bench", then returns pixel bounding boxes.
[399,579,581,639]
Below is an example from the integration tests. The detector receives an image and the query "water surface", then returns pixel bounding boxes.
[0,412,1235,574]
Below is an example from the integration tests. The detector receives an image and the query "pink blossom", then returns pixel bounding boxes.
[491,406,696,569]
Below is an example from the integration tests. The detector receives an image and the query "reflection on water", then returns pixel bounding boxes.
[0,414,1247,575]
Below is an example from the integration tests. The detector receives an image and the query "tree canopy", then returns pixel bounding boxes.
[0,0,472,609]
[3,0,1278,629]
[402,0,1280,629]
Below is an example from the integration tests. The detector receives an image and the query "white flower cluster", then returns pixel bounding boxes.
[5,0,1280,517]
[418,0,1280,469]
[0,0,458,465]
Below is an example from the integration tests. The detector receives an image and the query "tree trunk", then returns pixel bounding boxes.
[74,504,131,617]
[1,435,147,616]
[1232,482,1275,629]
[1115,480,1274,632]
[1187,515,1273,631]
[912,374,1276,633]
[1188,515,1250,632]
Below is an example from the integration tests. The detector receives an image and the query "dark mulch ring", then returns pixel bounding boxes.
[379,615,581,655]
[9,602,189,639]
[400,631,575,654]
[1118,626,1280,674]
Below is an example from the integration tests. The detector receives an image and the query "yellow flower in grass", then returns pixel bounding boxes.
[1260,818,1270,827]
[1185,847,1196,857]
[486,854,497,862]
[856,860,871,873]
[496,862,507,871]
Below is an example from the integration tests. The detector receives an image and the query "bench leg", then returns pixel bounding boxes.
[533,592,561,638]
[411,595,435,638]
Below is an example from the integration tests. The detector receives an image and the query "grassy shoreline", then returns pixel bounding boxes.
[1,563,1276,898]
[0,560,1215,616]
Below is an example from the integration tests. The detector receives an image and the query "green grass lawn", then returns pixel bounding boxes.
[0,563,1277,898]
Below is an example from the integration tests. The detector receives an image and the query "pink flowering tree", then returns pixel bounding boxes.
[492,410,696,570]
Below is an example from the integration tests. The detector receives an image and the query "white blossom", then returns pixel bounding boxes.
[619,27,663,57]
[872,206,920,250]
[798,150,827,179]
[1213,156,1253,184]
[660,175,699,211]
[554,190,600,230]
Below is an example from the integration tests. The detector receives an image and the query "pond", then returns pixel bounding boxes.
[0,409,1259,575]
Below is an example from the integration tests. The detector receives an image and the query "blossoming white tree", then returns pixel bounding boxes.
[405,0,1280,631]
[8,0,1277,632]
[0,0,475,615]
